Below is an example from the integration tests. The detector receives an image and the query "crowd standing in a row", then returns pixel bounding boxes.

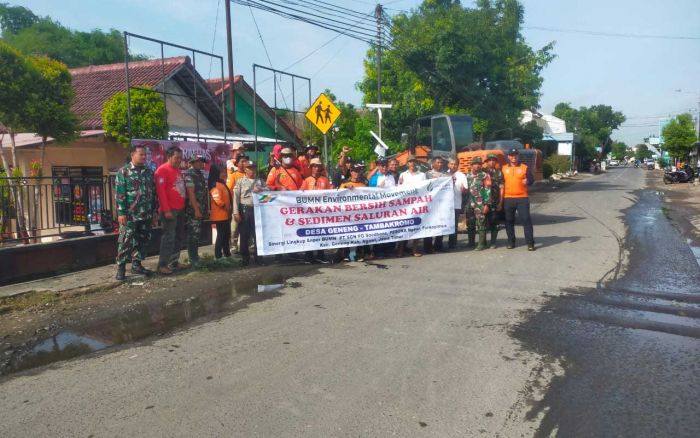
[114,142,534,280]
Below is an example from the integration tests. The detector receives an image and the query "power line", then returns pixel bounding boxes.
[247,4,290,109]
[280,0,379,34]
[524,25,700,40]
[207,0,223,79]
[234,0,380,42]
[292,0,376,22]
[231,0,383,46]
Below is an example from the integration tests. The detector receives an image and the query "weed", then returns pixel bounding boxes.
[0,291,60,312]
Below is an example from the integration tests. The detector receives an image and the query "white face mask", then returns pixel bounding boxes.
[282,157,293,165]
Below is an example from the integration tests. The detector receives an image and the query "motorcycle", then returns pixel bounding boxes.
[663,165,695,184]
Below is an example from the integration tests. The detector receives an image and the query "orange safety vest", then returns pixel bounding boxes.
[226,170,245,191]
[503,163,529,198]
[209,182,232,221]
[267,166,303,191]
[301,175,332,190]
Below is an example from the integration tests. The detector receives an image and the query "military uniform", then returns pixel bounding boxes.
[185,161,209,266]
[465,166,492,250]
[115,162,157,269]
[485,164,504,247]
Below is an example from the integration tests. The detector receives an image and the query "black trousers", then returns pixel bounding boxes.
[504,198,534,245]
[239,207,256,262]
[214,220,231,258]
[448,208,461,248]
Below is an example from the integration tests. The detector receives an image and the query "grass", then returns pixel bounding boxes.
[0,291,60,312]
[192,254,242,273]
[661,206,672,220]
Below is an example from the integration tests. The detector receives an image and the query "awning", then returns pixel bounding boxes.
[168,128,291,145]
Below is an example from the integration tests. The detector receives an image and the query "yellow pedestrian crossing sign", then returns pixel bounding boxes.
[305,93,341,134]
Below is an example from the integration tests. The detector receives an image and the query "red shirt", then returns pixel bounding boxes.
[155,163,186,212]
[301,175,332,190]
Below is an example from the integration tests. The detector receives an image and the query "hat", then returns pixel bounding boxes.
[407,155,418,162]
[351,164,364,172]
[487,153,498,160]
[235,154,249,164]
[231,142,244,150]
[189,154,207,163]
[309,158,324,166]
[507,148,520,156]
[471,156,483,165]
[247,161,257,168]
[280,147,294,155]
[304,144,319,151]
[376,158,388,166]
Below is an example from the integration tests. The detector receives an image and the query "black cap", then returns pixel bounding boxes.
[376,158,388,166]
[189,154,207,163]
[507,148,520,156]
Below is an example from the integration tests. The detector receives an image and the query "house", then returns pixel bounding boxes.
[521,109,581,158]
[0,56,298,242]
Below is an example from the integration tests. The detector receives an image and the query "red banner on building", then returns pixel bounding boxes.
[131,139,231,177]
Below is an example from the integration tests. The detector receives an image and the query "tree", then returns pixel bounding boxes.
[25,55,78,170]
[0,41,37,237]
[553,103,626,158]
[662,113,697,160]
[358,0,555,143]
[1,4,147,67]
[610,141,627,160]
[0,3,38,34]
[634,144,652,161]
[102,88,168,146]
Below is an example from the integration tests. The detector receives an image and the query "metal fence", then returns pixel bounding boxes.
[0,176,117,245]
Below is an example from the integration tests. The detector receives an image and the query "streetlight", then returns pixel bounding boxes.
[365,103,392,141]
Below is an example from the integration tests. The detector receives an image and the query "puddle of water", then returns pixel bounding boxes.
[258,284,284,293]
[686,239,700,269]
[1,268,314,376]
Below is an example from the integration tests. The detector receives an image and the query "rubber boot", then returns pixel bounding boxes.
[115,263,126,281]
[490,230,498,249]
[475,231,487,251]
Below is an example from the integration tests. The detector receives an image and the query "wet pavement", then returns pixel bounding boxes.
[513,171,700,437]
[1,266,313,376]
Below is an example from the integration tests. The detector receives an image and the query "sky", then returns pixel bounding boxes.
[16,0,700,145]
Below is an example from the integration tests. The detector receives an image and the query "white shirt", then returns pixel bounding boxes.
[399,170,426,186]
[376,172,397,188]
[449,170,468,209]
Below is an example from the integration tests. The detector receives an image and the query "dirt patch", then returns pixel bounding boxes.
[0,261,319,376]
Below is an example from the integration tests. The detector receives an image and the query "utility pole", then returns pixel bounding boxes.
[225,0,237,132]
[375,4,383,104]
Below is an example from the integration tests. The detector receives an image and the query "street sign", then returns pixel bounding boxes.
[305,93,341,134]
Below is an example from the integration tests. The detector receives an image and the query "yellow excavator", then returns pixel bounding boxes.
[394,114,543,180]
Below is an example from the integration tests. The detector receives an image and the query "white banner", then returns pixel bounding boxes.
[254,177,455,255]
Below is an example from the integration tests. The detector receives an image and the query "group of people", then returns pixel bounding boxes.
[114,141,535,280]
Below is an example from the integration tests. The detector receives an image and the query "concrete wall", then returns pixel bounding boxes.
[0,223,213,286]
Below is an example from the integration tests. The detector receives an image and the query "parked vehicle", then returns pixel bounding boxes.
[608,160,619,167]
[663,165,695,184]
[393,114,544,180]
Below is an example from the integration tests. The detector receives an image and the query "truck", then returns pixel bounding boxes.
[393,114,543,180]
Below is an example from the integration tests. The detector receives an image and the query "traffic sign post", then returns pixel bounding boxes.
[305,93,341,134]
[305,93,341,169]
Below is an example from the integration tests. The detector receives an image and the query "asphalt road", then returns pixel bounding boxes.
[1,167,697,437]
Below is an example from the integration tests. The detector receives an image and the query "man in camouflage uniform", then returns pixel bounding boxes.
[465,156,492,251]
[185,154,210,267]
[484,153,505,248]
[115,144,157,281]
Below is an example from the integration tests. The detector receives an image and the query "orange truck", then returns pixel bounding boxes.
[393,114,543,180]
